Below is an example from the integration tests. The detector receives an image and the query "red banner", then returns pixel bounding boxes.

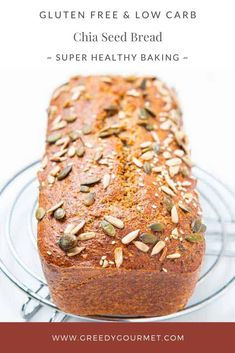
[0,323,234,353]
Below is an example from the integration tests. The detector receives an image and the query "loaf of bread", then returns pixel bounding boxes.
[37,75,206,317]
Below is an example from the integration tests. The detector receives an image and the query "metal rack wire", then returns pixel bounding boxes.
[0,160,234,322]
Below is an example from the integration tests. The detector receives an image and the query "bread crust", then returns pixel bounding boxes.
[37,76,205,317]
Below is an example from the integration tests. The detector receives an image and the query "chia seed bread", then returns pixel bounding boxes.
[37,76,206,317]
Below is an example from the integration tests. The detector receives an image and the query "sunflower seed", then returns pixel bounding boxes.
[67,246,85,257]
[166,252,181,259]
[100,220,116,237]
[143,162,152,174]
[151,240,166,256]
[64,223,76,235]
[132,157,143,168]
[82,123,92,135]
[83,192,96,206]
[185,233,204,243]
[150,131,160,143]
[133,241,149,253]
[69,221,85,235]
[51,120,67,131]
[166,158,182,167]
[41,156,48,169]
[58,234,77,251]
[171,205,179,224]
[47,200,64,213]
[183,156,194,167]
[164,174,177,193]
[68,146,76,157]
[47,175,55,184]
[153,142,160,154]
[57,165,73,180]
[178,201,192,213]
[141,151,154,161]
[64,114,77,123]
[104,105,119,117]
[47,132,62,144]
[77,232,96,241]
[77,145,85,157]
[50,165,61,176]
[94,149,103,162]
[53,208,66,220]
[140,141,152,149]
[114,247,123,268]
[35,207,45,221]
[140,233,158,244]
[149,222,165,232]
[169,165,180,177]
[69,130,81,141]
[80,176,101,186]
[161,185,175,197]
[121,229,140,245]
[80,185,90,193]
[104,215,124,229]
[102,174,111,189]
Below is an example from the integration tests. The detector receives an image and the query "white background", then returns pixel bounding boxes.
[0,0,235,321]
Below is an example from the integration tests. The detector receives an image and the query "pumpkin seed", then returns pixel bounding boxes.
[114,247,123,268]
[104,215,124,229]
[104,105,119,117]
[200,223,207,232]
[53,208,66,220]
[80,185,90,193]
[153,142,160,154]
[191,218,203,233]
[151,240,166,256]
[133,241,149,253]
[164,195,173,213]
[143,162,152,174]
[35,207,45,221]
[57,165,73,180]
[58,234,77,251]
[139,108,149,120]
[146,124,154,131]
[77,232,96,241]
[139,78,147,90]
[180,166,190,177]
[144,106,156,117]
[121,229,140,245]
[166,252,181,259]
[100,220,116,237]
[149,222,165,232]
[178,201,192,213]
[82,123,92,135]
[83,192,96,206]
[67,246,85,257]
[185,233,204,243]
[140,232,158,244]
[77,145,85,157]
[47,132,62,144]
[80,176,101,186]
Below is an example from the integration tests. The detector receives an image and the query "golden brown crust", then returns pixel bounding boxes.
[37,75,205,317]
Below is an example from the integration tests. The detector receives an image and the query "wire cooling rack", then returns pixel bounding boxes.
[0,160,234,322]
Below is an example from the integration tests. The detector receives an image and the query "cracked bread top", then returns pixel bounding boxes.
[37,75,205,273]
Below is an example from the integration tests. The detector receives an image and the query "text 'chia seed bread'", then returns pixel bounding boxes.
[37,75,206,317]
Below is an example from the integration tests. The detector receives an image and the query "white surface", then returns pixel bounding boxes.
[0,0,235,321]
